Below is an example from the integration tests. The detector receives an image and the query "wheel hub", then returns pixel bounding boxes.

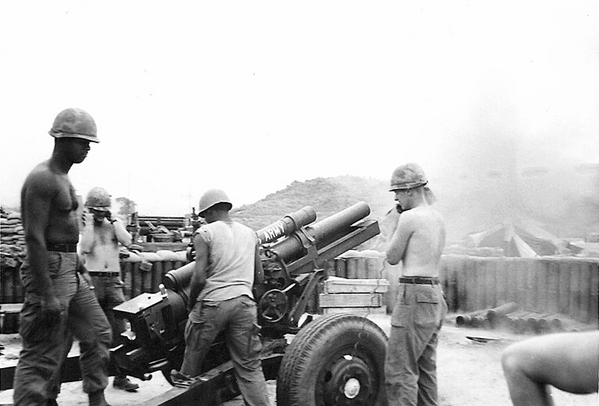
[343,378,360,399]
[323,355,374,405]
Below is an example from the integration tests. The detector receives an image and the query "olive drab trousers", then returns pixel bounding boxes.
[13,252,112,406]
[385,283,447,406]
[180,295,271,406]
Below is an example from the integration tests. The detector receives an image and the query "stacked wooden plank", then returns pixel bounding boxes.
[320,250,389,315]
[320,276,389,316]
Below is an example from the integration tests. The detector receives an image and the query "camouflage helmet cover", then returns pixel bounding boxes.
[389,163,428,191]
[85,187,111,211]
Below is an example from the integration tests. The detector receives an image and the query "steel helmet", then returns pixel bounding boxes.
[198,189,232,217]
[389,163,428,191]
[49,108,100,143]
[85,187,111,211]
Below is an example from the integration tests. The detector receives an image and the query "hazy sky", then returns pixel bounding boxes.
[1,1,597,216]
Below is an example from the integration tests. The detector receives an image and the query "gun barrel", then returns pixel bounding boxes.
[268,202,371,264]
[256,206,317,244]
[165,206,318,293]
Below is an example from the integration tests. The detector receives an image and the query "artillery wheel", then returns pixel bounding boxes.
[276,313,388,406]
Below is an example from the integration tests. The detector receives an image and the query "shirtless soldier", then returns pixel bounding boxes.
[79,186,140,392]
[14,108,113,406]
[384,163,447,406]
[502,330,599,406]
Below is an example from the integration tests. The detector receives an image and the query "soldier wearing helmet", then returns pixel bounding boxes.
[383,163,447,406]
[389,162,437,212]
[171,189,271,406]
[79,187,140,393]
[84,187,113,224]
[15,108,113,406]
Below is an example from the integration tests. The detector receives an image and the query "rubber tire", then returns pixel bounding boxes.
[276,313,388,406]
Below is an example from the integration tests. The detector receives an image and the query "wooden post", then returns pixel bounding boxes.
[546,260,559,314]
[456,256,469,313]
[514,258,527,308]
[346,258,358,279]
[141,261,153,293]
[152,261,164,292]
[588,260,598,324]
[442,256,458,313]
[487,259,500,310]
[579,260,592,323]
[473,258,485,311]
[479,258,492,309]
[356,257,368,279]
[523,259,536,312]
[14,265,23,303]
[557,258,571,315]
[506,258,518,304]
[366,256,384,279]
[162,261,174,274]
[535,259,549,314]
[495,259,508,310]
[132,262,142,297]
[465,257,477,312]
[1,266,15,303]
[120,262,132,299]
[568,259,582,322]
[335,258,346,278]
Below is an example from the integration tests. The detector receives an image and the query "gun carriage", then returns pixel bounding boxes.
[1,202,388,406]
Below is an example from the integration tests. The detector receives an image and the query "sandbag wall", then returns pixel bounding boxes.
[440,255,599,325]
[1,208,26,331]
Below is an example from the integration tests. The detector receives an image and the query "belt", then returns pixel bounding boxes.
[399,276,440,285]
[89,271,121,277]
[46,243,78,252]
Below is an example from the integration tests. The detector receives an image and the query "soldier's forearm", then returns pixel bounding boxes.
[79,224,95,251]
[26,239,55,298]
[113,219,133,247]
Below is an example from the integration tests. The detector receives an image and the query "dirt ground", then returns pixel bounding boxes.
[1,313,597,406]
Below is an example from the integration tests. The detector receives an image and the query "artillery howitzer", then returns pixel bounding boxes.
[111,201,388,405]
[0,203,388,405]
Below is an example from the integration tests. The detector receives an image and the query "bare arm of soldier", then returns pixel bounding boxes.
[79,209,95,253]
[502,331,599,406]
[21,171,61,317]
[188,232,209,310]
[386,213,415,265]
[113,218,132,247]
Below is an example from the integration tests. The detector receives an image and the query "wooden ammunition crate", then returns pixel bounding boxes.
[320,277,389,315]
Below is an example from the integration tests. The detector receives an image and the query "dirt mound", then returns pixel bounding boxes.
[231,176,393,231]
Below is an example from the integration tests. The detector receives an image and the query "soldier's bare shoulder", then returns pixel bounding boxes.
[23,161,65,196]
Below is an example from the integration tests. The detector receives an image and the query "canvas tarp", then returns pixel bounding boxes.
[465,216,568,258]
